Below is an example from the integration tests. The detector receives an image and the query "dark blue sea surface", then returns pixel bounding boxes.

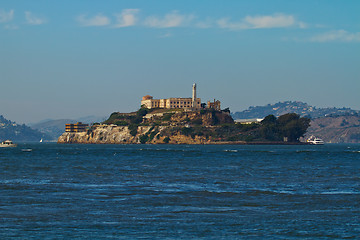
[1,143,360,239]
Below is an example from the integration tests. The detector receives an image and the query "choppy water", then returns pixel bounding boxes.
[1,143,360,239]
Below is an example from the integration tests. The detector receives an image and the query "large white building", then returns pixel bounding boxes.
[141,84,201,110]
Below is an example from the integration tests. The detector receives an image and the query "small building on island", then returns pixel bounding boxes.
[65,122,89,133]
[207,99,221,111]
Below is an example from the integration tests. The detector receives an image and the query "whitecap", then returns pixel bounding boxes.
[224,149,238,152]
[320,191,360,195]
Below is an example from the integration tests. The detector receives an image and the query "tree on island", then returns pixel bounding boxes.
[259,113,310,142]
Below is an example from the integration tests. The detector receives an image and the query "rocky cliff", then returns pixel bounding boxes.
[58,109,314,144]
[58,109,234,144]
[57,124,214,144]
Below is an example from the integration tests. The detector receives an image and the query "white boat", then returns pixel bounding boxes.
[40,138,43,143]
[307,135,324,145]
[0,140,18,147]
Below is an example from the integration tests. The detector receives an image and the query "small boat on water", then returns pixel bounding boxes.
[0,140,18,147]
[307,135,324,145]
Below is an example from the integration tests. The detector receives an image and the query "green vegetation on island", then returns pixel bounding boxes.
[95,107,310,144]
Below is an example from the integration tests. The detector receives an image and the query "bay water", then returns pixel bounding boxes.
[1,143,360,239]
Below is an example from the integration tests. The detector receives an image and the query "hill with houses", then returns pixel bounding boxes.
[231,101,360,143]
[0,115,47,142]
[231,101,360,119]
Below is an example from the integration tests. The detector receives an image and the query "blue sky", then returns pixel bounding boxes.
[1,0,359,123]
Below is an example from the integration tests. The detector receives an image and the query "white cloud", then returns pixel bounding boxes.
[25,11,46,25]
[113,9,139,28]
[0,9,14,23]
[217,13,303,30]
[77,14,110,27]
[298,22,307,29]
[144,11,195,28]
[245,14,295,28]
[159,33,173,38]
[310,30,360,42]
[72,10,309,32]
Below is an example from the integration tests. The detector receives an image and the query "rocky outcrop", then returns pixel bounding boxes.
[60,109,316,144]
[58,109,317,144]
[58,125,136,144]
[57,124,211,144]
[58,109,235,144]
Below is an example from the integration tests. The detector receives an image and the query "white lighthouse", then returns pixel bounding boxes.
[192,83,197,108]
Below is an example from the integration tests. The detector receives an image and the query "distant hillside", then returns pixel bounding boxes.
[30,116,105,140]
[0,115,48,142]
[30,119,77,140]
[306,115,360,143]
[232,101,360,119]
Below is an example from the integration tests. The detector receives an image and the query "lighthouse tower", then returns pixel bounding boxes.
[192,83,197,108]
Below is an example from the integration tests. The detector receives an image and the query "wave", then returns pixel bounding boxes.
[0,179,51,185]
[296,150,316,153]
[138,148,201,153]
[223,149,238,152]
[320,191,360,195]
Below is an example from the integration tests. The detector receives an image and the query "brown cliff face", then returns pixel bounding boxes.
[58,125,137,144]
[58,110,234,144]
[57,124,211,144]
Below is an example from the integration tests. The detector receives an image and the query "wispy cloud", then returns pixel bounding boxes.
[245,14,295,28]
[77,13,110,27]
[73,10,312,34]
[4,24,18,30]
[0,9,14,23]
[25,11,46,25]
[144,11,195,28]
[217,13,304,30]
[310,30,360,42]
[158,32,173,38]
[113,9,139,28]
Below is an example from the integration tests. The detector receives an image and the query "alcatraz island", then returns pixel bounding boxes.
[58,84,310,144]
